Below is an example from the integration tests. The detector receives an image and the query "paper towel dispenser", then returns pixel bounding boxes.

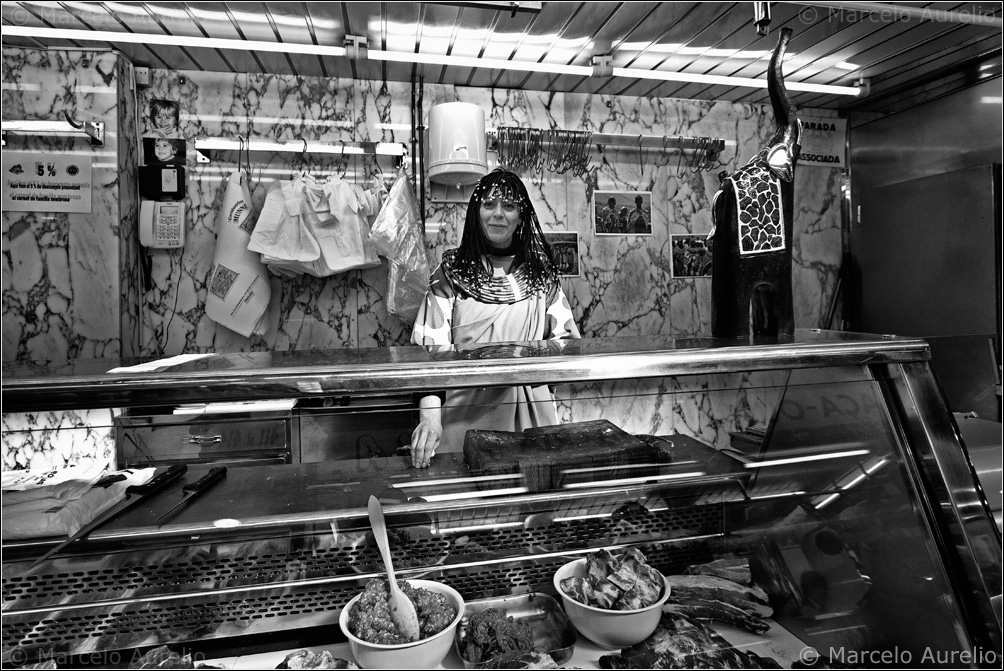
[427,102,488,188]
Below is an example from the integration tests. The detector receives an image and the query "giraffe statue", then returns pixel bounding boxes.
[711,27,802,339]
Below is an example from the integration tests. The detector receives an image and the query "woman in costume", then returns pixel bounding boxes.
[409,168,580,468]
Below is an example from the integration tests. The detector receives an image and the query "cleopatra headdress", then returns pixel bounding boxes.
[444,168,559,304]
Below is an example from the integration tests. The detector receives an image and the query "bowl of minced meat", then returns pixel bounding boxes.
[339,578,465,669]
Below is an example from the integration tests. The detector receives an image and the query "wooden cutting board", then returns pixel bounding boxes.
[463,420,672,492]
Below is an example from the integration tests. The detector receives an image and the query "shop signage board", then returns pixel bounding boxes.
[2,151,92,213]
[798,116,846,168]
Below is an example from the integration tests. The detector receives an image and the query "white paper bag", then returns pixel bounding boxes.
[206,173,271,337]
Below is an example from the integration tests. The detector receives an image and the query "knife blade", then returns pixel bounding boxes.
[155,466,227,525]
[27,464,188,570]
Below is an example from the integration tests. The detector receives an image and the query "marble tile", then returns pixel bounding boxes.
[1,409,116,471]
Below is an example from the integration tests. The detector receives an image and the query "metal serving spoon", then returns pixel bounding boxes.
[367,495,421,641]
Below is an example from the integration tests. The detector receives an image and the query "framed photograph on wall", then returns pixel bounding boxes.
[142,137,186,166]
[671,233,714,278]
[593,190,652,236]
[148,99,181,138]
[544,232,580,277]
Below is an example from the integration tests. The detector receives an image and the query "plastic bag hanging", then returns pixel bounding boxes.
[368,169,419,260]
[369,170,430,324]
[206,172,271,337]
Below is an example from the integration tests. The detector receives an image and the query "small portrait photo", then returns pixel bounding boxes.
[149,99,181,137]
[143,137,186,166]
[544,232,580,277]
[593,190,652,236]
[671,234,714,278]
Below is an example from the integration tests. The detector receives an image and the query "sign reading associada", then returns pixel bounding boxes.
[798,116,847,169]
[2,152,92,214]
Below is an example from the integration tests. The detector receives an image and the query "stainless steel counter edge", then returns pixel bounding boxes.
[2,331,931,412]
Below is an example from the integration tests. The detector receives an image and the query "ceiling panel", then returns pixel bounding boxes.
[0,1,1000,116]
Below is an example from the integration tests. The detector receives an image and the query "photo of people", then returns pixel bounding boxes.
[593,190,652,235]
[149,99,180,138]
[142,137,186,166]
[671,234,714,277]
[543,232,580,277]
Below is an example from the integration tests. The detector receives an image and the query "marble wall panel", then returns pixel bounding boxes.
[1,409,116,471]
[2,49,125,366]
[2,48,127,472]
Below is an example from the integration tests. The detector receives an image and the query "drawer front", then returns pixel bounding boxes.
[117,416,291,466]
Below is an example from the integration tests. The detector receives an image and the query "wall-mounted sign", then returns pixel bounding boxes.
[2,151,92,213]
[798,116,846,168]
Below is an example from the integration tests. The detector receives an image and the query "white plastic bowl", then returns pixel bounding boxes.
[338,579,465,669]
[553,558,670,649]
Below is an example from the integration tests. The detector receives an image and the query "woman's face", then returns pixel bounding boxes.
[479,194,521,248]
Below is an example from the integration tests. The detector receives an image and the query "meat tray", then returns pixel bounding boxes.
[454,592,577,668]
[464,419,672,492]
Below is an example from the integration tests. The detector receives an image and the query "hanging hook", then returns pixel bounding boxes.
[638,134,644,177]
[64,111,83,129]
[236,136,244,180]
[243,135,252,181]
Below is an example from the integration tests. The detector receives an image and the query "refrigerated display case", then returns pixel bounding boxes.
[2,331,1000,668]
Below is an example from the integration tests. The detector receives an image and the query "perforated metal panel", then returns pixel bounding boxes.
[3,502,724,662]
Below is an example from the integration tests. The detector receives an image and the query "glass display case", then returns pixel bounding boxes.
[2,331,1000,668]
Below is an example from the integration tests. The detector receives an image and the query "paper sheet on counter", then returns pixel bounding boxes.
[106,353,215,373]
[173,399,298,415]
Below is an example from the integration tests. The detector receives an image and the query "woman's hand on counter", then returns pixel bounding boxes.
[411,395,443,468]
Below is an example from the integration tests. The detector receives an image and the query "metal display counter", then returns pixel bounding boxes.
[2,331,1000,668]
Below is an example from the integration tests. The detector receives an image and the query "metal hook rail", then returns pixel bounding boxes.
[486,127,725,176]
[487,128,725,154]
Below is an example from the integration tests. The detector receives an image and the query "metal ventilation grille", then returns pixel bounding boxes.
[3,505,724,659]
[4,585,360,653]
[442,541,718,599]
[5,506,719,608]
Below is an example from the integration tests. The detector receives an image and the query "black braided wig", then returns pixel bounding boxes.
[450,168,559,294]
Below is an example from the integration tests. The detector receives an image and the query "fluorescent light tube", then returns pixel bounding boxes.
[2,25,862,96]
[3,25,347,57]
[562,471,705,488]
[194,138,405,156]
[746,448,871,468]
[613,67,861,96]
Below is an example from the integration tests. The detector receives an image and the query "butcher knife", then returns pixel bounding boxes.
[27,464,188,570]
[155,466,227,525]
